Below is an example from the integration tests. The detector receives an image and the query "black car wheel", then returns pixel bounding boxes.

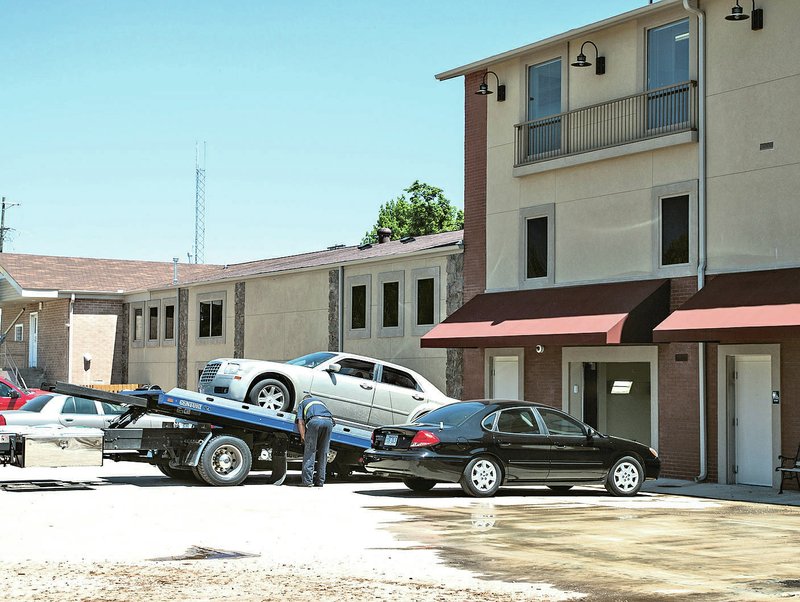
[460,456,502,497]
[402,477,437,492]
[605,455,644,497]
[249,378,291,411]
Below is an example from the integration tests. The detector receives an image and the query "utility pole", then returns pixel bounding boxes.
[0,197,19,253]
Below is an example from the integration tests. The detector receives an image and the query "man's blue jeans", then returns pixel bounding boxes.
[302,417,333,486]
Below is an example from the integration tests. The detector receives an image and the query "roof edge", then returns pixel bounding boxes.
[435,0,681,81]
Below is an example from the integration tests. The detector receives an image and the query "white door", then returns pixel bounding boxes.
[735,355,772,486]
[28,312,39,368]
[491,356,520,400]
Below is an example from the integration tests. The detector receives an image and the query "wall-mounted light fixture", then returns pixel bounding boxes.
[475,70,506,102]
[725,0,763,30]
[571,40,605,75]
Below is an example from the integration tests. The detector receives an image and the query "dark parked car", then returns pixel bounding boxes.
[363,400,660,497]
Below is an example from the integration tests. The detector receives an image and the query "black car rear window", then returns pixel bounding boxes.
[19,395,54,412]
[414,402,486,427]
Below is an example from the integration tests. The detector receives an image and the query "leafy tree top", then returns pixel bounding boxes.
[362,181,464,244]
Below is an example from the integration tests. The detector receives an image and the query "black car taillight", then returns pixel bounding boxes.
[410,430,440,448]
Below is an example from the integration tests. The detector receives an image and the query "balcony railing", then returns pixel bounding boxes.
[514,80,698,167]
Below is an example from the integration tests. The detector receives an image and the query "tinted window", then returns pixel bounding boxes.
[62,397,98,415]
[351,285,367,330]
[337,358,375,380]
[382,281,399,328]
[101,402,126,415]
[414,402,486,427]
[661,195,689,265]
[287,352,336,368]
[133,307,144,341]
[481,412,497,430]
[526,216,548,279]
[380,366,419,391]
[416,278,435,325]
[164,304,175,340]
[538,408,585,436]
[496,408,541,434]
[148,306,159,340]
[19,395,54,412]
[199,299,223,338]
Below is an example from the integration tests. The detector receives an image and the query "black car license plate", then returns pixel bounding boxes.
[384,434,398,447]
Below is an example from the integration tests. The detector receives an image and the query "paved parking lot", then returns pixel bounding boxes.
[1,463,799,601]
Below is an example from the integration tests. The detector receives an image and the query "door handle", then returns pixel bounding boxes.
[64,418,74,422]
[498,441,512,447]
[412,394,424,401]
[360,383,373,390]
[554,443,566,448]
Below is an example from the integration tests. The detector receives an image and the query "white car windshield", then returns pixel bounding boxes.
[286,352,336,368]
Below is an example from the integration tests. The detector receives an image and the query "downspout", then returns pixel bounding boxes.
[338,266,344,352]
[684,0,707,482]
[68,294,75,383]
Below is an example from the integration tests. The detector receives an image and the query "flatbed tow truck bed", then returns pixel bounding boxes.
[0,382,374,486]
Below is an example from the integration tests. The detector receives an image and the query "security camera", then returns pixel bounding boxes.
[535,345,545,354]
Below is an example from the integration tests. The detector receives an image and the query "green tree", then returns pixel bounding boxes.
[362,181,464,244]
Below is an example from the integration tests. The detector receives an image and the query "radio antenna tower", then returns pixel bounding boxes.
[194,142,207,264]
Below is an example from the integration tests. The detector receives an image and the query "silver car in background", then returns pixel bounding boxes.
[199,351,457,427]
[0,394,176,429]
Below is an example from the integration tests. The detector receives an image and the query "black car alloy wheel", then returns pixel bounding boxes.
[605,455,644,497]
[460,456,502,497]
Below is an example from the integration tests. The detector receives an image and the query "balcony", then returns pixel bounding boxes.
[514,81,698,168]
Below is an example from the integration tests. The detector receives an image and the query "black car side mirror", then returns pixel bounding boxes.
[586,426,595,439]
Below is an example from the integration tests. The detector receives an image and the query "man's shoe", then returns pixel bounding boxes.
[314,483,323,487]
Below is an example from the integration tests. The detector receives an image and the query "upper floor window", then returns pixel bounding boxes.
[661,195,690,266]
[647,19,690,129]
[345,274,371,340]
[147,301,160,344]
[163,300,176,344]
[411,267,440,335]
[526,58,562,157]
[378,271,404,338]
[197,291,226,342]
[520,204,555,287]
[14,324,23,342]
[131,303,144,348]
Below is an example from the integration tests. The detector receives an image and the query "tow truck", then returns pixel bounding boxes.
[0,383,374,486]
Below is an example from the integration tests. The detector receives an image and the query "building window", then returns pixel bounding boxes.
[14,324,23,342]
[163,299,176,345]
[345,274,371,340]
[526,57,562,157]
[377,271,404,338]
[196,291,226,343]
[661,195,690,266]
[411,267,440,335]
[652,181,697,276]
[647,19,690,130]
[520,204,555,287]
[131,303,144,348]
[146,301,160,346]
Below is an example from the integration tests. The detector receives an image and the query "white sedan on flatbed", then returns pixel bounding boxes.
[0,394,175,429]
[199,351,457,427]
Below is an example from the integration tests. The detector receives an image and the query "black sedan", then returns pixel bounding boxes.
[363,400,660,497]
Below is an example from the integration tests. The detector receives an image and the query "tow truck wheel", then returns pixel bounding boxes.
[196,435,252,487]
[249,378,291,411]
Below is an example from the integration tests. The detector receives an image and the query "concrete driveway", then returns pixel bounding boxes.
[1,463,798,601]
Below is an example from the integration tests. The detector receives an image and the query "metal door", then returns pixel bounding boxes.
[491,356,519,400]
[734,355,772,486]
[28,312,38,368]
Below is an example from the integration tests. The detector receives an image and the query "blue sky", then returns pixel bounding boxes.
[1,0,649,264]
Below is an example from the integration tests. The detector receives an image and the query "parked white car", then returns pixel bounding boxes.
[0,394,176,429]
[198,351,457,427]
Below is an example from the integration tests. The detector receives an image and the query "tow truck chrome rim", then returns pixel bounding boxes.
[257,385,285,410]
[469,459,498,491]
[612,461,639,492]
[212,445,242,475]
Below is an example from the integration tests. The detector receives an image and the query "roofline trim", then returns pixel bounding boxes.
[435,0,681,81]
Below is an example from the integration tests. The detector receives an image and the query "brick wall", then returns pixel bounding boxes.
[524,346,562,407]
[781,342,800,461]
[657,277,701,479]
[72,299,125,385]
[461,70,488,399]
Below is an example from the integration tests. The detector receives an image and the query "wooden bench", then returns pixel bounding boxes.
[777,444,800,493]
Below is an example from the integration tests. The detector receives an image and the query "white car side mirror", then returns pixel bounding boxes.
[326,363,341,373]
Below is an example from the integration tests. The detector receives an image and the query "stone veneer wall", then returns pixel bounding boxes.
[234,282,246,359]
[328,269,340,352]
[446,253,464,399]
[177,288,189,388]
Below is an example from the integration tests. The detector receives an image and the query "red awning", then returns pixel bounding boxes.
[654,268,800,343]
[421,279,669,348]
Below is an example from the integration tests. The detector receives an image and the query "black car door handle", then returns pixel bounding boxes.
[554,443,566,448]
[498,441,512,447]
[360,383,373,390]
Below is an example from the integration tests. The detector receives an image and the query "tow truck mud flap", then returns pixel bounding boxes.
[10,427,104,468]
[263,433,288,485]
